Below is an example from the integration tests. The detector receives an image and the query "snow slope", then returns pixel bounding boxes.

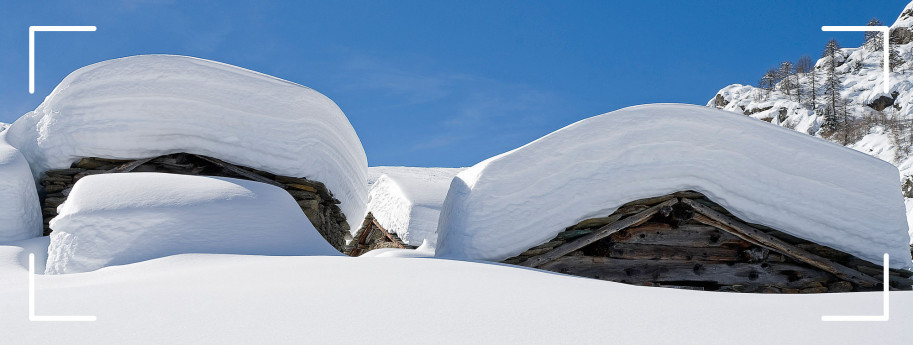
[45,173,340,274]
[0,132,42,243]
[436,104,911,268]
[4,55,368,232]
[365,167,464,246]
[0,242,910,344]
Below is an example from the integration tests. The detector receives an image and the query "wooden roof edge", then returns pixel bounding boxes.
[680,198,883,288]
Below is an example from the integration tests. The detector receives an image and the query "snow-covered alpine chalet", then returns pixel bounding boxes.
[1,55,368,259]
[435,104,913,292]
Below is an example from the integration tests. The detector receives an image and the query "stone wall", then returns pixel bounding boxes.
[39,153,351,252]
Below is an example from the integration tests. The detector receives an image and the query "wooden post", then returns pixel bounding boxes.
[680,198,881,287]
[521,198,678,268]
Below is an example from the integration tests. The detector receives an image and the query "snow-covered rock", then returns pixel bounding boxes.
[365,167,464,246]
[0,122,9,133]
[45,173,341,274]
[5,55,368,232]
[436,104,912,269]
[0,132,42,243]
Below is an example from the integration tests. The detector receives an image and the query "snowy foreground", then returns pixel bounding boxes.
[0,240,911,344]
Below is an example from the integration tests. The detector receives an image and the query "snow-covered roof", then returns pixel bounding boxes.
[435,104,912,268]
[365,166,464,246]
[46,173,341,274]
[0,132,42,242]
[5,55,368,231]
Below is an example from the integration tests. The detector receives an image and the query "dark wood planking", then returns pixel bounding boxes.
[521,198,679,268]
[540,256,832,288]
[607,243,741,262]
[681,198,881,287]
[611,223,747,248]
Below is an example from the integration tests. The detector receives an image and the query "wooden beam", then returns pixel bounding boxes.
[691,213,766,248]
[346,213,377,256]
[611,223,747,247]
[607,243,741,262]
[680,198,881,287]
[373,219,406,249]
[192,154,285,188]
[539,256,832,289]
[521,198,678,268]
[106,157,155,173]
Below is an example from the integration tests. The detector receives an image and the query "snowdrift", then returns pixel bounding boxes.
[435,104,912,268]
[5,55,368,232]
[0,132,42,242]
[46,173,340,274]
[365,167,464,246]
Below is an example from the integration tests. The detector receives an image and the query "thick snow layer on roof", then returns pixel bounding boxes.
[436,104,912,268]
[365,167,464,246]
[46,173,340,274]
[0,133,42,243]
[5,55,367,231]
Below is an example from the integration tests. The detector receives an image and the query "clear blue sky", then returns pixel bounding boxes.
[1,0,909,167]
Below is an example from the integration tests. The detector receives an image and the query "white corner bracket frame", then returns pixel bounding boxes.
[821,25,890,94]
[821,253,890,322]
[28,26,97,94]
[28,253,96,321]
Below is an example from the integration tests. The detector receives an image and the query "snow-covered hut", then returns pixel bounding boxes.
[4,55,368,251]
[346,166,464,256]
[436,104,913,292]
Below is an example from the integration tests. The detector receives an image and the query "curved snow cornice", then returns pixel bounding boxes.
[435,104,912,269]
[5,55,368,231]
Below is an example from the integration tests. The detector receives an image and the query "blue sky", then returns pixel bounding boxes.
[1,0,909,167]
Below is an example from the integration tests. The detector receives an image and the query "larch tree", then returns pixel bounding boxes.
[778,61,795,101]
[821,39,843,135]
[865,18,884,52]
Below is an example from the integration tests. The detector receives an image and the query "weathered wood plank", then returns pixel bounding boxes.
[856,265,913,289]
[619,191,706,208]
[610,223,747,247]
[681,198,881,287]
[539,256,833,289]
[373,219,406,249]
[106,157,155,173]
[607,243,741,262]
[691,213,766,248]
[192,154,285,188]
[521,198,678,268]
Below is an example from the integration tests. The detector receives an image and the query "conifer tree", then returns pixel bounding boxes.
[865,18,884,51]
[778,61,795,101]
[821,39,843,135]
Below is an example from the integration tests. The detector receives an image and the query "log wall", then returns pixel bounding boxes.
[503,191,913,293]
